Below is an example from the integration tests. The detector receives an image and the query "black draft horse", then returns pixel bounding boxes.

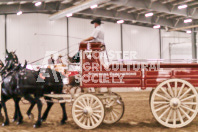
[0,50,67,128]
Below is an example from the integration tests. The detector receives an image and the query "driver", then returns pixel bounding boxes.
[68,18,104,63]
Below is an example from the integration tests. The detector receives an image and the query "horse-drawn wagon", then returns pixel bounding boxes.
[43,42,198,129]
[1,42,198,130]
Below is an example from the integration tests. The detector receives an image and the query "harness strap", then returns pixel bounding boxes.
[0,76,2,101]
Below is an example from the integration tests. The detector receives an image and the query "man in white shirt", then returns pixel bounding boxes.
[82,18,104,43]
[68,18,104,63]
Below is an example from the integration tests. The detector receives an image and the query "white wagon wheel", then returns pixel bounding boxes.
[150,79,198,128]
[149,89,193,122]
[102,93,125,124]
[72,94,105,129]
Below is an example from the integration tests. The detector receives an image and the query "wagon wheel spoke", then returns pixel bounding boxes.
[173,110,176,125]
[154,101,169,105]
[177,83,185,98]
[79,115,85,122]
[179,88,191,100]
[181,95,196,102]
[92,114,99,122]
[75,104,84,110]
[180,104,196,113]
[82,98,88,107]
[112,111,118,119]
[87,117,90,127]
[112,108,121,114]
[167,82,174,97]
[93,105,102,110]
[159,107,170,119]
[93,110,102,113]
[155,93,170,101]
[177,109,184,123]
[76,113,83,118]
[182,102,197,105]
[78,100,86,108]
[166,109,173,123]
[155,104,169,112]
[110,112,115,121]
[87,97,90,106]
[83,117,87,125]
[179,107,191,120]
[90,116,95,126]
[160,87,171,99]
[174,81,178,97]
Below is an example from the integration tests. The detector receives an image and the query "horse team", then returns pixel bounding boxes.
[0,50,68,128]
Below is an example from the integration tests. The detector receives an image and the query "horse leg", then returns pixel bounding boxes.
[41,97,53,122]
[24,95,42,128]
[12,99,18,122]
[34,96,42,128]
[1,96,10,126]
[0,104,4,122]
[13,97,23,125]
[60,103,67,125]
[24,95,36,118]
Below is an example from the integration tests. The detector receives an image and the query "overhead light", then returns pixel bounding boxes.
[17,11,23,16]
[178,4,188,9]
[7,2,15,5]
[184,19,192,23]
[90,4,98,9]
[35,1,42,6]
[66,13,73,17]
[186,30,192,34]
[145,12,153,17]
[153,25,160,29]
[117,20,124,24]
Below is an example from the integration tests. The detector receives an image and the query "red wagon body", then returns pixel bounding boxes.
[79,42,198,89]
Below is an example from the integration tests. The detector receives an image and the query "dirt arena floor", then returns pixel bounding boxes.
[0,91,198,132]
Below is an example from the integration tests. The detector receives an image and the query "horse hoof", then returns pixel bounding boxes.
[28,113,34,120]
[2,122,9,126]
[41,119,46,122]
[33,124,41,128]
[12,119,17,122]
[17,121,23,125]
[60,121,66,125]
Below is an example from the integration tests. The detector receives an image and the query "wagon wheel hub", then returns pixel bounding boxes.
[83,106,93,117]
[170,98,181,109]
[105,105,113,112]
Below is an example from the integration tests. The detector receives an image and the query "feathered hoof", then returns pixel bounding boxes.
[60,121,66,125]
[33,122,41,128]
[28,113,34,120]
[17,121,23,125]
[12,119,17,122]
[41,118,46,122]
[2,122,9,126]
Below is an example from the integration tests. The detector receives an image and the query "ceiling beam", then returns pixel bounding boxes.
[168,24,198,31]
[78,8,175,27]
[49,0,109,20]
[78,8,194,29]
[108,0,198,19]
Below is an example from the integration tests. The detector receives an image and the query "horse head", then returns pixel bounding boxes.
[5,49,18,64]
[0,49,19,74]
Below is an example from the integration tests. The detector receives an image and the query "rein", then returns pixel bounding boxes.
[29,43,79,64]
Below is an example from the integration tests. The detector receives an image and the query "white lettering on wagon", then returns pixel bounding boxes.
[76,72,138,84]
